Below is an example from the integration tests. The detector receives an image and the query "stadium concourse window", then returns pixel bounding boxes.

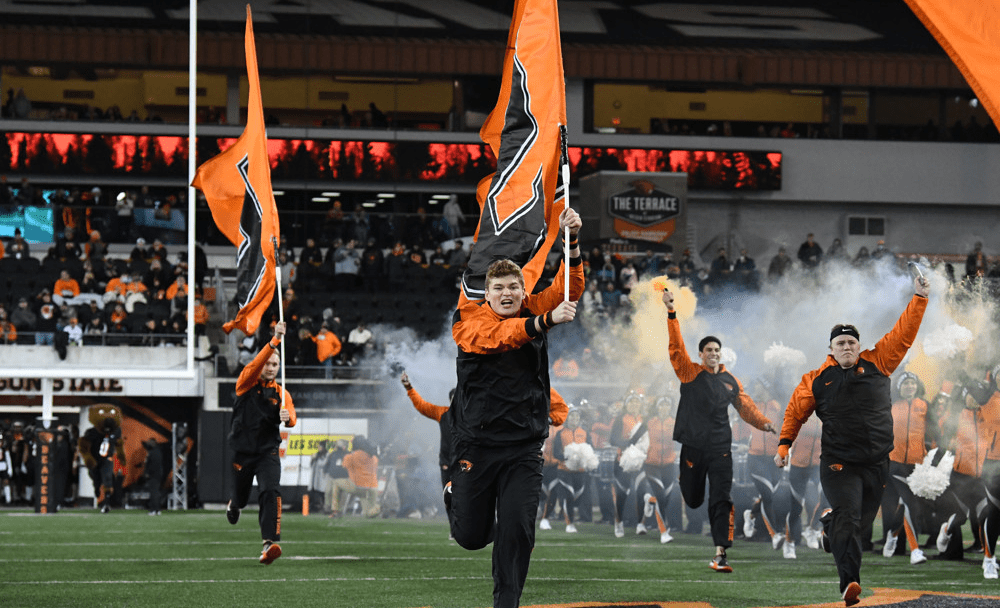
[586,83,999,143]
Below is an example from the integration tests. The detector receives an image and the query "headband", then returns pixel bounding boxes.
[830,326,860,342]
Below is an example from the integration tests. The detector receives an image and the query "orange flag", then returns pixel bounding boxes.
[459,0,567,305]
[905,0,1000,127]
[191,5,279,336]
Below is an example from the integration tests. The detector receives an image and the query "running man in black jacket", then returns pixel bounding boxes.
[227,321,297,565]
[449,208,583,608]
[663,289,775,573]
[775,276,929,606]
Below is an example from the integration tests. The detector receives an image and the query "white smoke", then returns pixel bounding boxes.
[922,324,974,359]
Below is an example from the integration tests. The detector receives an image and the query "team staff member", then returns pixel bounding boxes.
[449,208,583,608]
[662,289,775,573]
[775,276,929,607]
[226,321,297,565]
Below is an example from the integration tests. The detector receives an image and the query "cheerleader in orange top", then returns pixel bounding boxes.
[880,372,930,564]
[978,367,1000,579]
[788,412,826,551]
[547,407,592,533]
[740,378,789,554]
[609,391,648,538]
[635,396,679,543]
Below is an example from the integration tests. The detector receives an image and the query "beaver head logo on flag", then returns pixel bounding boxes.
[460,0,567,305]
[191,6,279,336]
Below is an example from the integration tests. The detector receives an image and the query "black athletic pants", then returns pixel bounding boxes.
[449,440,543,608]
[678,445,734,549]
[231,450,283,543]
[819,456,888,594]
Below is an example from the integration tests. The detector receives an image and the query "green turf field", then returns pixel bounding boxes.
[2,509,997,608]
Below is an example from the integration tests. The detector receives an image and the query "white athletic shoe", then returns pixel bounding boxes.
[539,518,551,530]
[660,529,673,544]
[983,556,999,579]
[743,509,755,538]
[783,540,797,559]
[910,549,927,565]
[883,532,898,558]
[643,493,655,519]
[614,521,625,538]
[636,522,648,535]
[937,515,956,553]
[565,523,578,534]
[772,532,785,550]
[804,527,820,550]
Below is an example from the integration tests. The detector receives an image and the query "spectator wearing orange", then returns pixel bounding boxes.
[330,436,379,517]
[0,308,17,344]
[553,354,580,379]
[0,238,5,260]
[53,270,81,305]
[312,322,342,379]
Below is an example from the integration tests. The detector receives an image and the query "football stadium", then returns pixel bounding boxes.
[2,1,1000,607]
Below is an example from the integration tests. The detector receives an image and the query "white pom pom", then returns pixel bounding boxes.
[763,342,808,369]
[619,443,647,473]
[906,448,953,500]
[564,442,600,472]
[922,325,974,359]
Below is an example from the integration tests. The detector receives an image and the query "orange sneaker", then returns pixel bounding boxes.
[842,581,861,607]
[259,542,282,565]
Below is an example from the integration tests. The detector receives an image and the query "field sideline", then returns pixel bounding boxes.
[2,508,998,608]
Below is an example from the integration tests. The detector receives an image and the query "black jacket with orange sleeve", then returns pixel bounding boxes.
[451,259,584,446]
[667,314,771,453]
[778,294,927,466]
[230,337,297,454]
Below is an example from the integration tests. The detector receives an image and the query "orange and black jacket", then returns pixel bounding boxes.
[451,259,584,446]
[230,337,297,454]
[667,313,771,453]
[779,294,927,466]
[889,397,928,465]
[406,386,453,469]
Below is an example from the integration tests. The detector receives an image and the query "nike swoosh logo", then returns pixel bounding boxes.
[825,381,833,386]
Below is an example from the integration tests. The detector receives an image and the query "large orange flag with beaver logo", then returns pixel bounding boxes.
[191,6,279,336]
[459,0,567,305]
[905,0,1000,127]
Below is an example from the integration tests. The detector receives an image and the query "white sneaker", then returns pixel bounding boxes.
[910,548,927,565]
[660,529,673,544]
[937,515,955,553]
[643,493,655,519]
[743,509,755,538]
[636,522,648,535]
[783,540,797,559]
[804,527,820,550]
[539,518,551,530]
[614,521,625,538]
[984,556,999,579]
[772,532,785,550]
[883,532,898,558]
[565,523,578,534]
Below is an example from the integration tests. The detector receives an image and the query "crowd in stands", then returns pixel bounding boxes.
[0,227,209,352]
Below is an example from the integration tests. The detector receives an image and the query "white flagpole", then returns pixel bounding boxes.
[186,0,198,372]
[273,238,286,410]
[560,125,570,302]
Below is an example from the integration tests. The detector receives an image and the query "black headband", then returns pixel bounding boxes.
[830,326,860,342]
